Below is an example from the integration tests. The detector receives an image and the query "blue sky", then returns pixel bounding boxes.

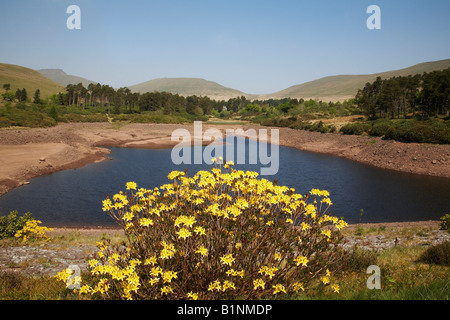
[1,0,449,94]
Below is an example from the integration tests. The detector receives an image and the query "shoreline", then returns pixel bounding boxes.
[0,122,449,200]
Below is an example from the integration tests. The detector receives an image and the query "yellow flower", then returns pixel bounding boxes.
[187,291,199,300]
[102,198,112,211]
[150,266,162,277]
[54,268,73,282]
[321,229,331,239]
[253,279,265,290]
[161,285,173,295]
[226,269,245,278]
[258,266,278,279]
[194,226,206,236]
[123,211,134,222]
[272,284,286,295]
[168,171,185,180]
[332,284,340,293]
[144,256,157,266]
[88,259,99,268]
[220,254,235,266]
[160,245,175,260]
[195,245,208,257]
[126,181,137,190]
[301,222,311,231]
[139,218,153,227]
[295,255,309,267]
[208,280,222,292]
[183,215,196,228]
[79,285,92,294]
[235,242,242,250]
[335,219,348,230]
[162,271,178,283]
[176,228,192,240]
[292,282,305,292]
[274,253,282,261]
[321,275,330,285]
[222,280,236,291]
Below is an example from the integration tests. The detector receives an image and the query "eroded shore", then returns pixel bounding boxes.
[0,122,449,198]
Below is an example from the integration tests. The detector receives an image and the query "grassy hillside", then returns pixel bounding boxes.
[260,59,450,102]
[0,63,64,98]
[129,77,254,101]
[38,69,97,88]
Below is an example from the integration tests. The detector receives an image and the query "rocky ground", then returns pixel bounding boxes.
[0,222,448,278]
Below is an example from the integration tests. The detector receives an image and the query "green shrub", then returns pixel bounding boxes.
[369,120,393,137]
[340,123,371,135]
[384,120,450,144]
[0,211,33,239]
[0,116,15,128]
[332,248,378,273]
[60,113,108,123]
[439,214,450,232]
[418,241,450,266]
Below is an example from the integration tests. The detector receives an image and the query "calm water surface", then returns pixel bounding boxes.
[0,141,449,227]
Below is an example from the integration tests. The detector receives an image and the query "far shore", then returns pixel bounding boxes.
[1,122,449,200]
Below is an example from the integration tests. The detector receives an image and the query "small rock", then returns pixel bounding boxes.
[431,160,438,164]
[39,157,46,162]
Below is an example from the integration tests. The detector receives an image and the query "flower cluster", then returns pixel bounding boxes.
[57,162,346,299]
[14,219,53,242]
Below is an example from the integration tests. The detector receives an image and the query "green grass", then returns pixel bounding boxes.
[0,63,64,99]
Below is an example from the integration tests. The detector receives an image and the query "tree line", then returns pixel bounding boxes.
[356,67,450,119]
[2,84,43,104]
[46,82,257,117]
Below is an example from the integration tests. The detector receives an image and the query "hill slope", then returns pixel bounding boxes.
[0,63,64,98]
[38,69,97,88]
[260,59,450,102]
[129,77,253,101]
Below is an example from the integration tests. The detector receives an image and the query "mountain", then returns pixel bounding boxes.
[0,63,64,97]
[259,59,450,102]
[129,77,254,101]
[38,69,97,88]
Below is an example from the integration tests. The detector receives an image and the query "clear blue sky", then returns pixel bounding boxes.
[1,0,449,94]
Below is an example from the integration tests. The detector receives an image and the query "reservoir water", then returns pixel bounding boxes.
[0,140,449,227]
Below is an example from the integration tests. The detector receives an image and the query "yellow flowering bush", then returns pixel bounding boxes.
[58,161,347,299]
[14,219,53,243]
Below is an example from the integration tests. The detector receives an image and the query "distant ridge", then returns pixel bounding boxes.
[2,59,449,102]
[129,77,254,101]
[0,63,64,97]
[38,69,97,88]
[260,59,450,102]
